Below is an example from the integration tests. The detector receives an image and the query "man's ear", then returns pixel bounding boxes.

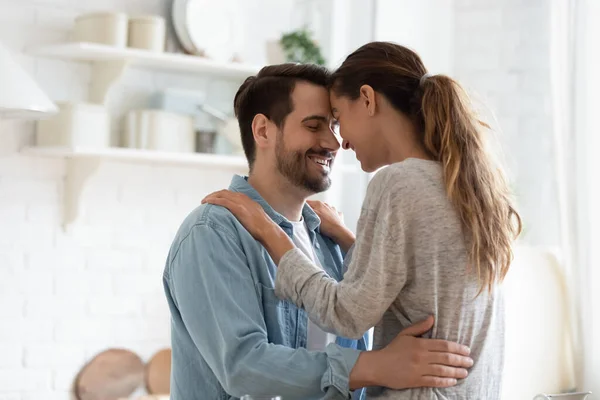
[359,84,377,117]
[252,114,273,149]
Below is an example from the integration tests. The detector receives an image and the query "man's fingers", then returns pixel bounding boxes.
[399,315,434,337]
[418,376,458,388]
[426,364,468,379]
[426,351,473,368]
[424,339,471,357]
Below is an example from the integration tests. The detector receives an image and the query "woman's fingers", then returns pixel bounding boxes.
[203,195,239,213]
[202,189,231,204]
[307,200,322,209]
[202,190,249,205]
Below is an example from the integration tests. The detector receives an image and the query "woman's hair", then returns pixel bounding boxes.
[331,41,522,294]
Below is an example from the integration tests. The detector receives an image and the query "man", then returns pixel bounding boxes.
[163,64,472,399]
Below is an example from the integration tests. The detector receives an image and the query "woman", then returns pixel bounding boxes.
[203,42,521,399]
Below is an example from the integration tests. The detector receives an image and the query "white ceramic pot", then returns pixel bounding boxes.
[123,110,195,153]
[266,40,286,64]
[36,102,110,148]
[73,12,128,47]
[128,16,166,52]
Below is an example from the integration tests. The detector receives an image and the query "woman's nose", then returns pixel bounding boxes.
[342,139,351,150]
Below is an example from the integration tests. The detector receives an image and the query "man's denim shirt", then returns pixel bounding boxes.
[163,175,368,400]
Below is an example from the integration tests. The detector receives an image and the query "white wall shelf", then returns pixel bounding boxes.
[22,146,358,171]
[22,146,250,169]
[22,146,360,229]
[22,146,359,172]
[22,146,250,230]
[28,42,261,80]
[27,42,262,103]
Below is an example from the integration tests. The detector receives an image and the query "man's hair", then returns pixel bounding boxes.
[233,63,331,168]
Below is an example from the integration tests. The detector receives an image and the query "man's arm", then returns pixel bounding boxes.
[351,316,472,390]
[169,220,360,399]
[169,217,472,396]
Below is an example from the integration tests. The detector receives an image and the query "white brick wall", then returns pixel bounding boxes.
[0,0,304,398]
[0,345,22,369]
[453,0,559,246]
[373,0,557,246]
[1,0,558,398]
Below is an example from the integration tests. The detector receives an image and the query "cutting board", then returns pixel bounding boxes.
[75,348,145,400]
[145,348,171,395]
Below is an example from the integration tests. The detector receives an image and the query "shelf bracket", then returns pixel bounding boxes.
[89,60,129,104]
[62,157,101,231]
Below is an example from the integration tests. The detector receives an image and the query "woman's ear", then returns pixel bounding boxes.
[359,84,377,117]
[252,114,272,149]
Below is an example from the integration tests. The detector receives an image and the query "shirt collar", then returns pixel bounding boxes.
[228,175,321,232]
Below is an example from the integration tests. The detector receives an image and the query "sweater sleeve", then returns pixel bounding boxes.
[275,177,410,339]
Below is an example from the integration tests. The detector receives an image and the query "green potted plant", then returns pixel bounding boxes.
[266,28,325,65]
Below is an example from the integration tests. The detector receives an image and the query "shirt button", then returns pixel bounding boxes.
[315,243,320,249]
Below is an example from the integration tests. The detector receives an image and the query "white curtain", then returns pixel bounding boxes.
[550,0,600,392]
[575,0,600,391]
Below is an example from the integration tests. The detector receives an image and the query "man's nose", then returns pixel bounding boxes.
[342,139,351,150]
[320,129,341,151]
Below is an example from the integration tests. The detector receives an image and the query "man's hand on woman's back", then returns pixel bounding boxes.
[350,316,473,390]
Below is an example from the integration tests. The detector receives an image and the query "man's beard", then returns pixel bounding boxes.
[275,132,333,194]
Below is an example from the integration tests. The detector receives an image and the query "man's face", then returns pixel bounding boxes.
[275,82,341,194]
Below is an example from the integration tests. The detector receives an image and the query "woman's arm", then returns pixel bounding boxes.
[275,190,409,339]
[329,225,356,254]
[201,187,408,339]
[307,200,356,253]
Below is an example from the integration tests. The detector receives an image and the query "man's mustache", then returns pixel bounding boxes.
[306,150,335,159]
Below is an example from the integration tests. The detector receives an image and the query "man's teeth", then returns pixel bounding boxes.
[308,157,331,167]
[309,157,330,166]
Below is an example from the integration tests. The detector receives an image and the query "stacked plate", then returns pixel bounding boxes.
[172,0,244,62]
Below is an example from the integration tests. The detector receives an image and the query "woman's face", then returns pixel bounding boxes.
[329,89,383,172]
